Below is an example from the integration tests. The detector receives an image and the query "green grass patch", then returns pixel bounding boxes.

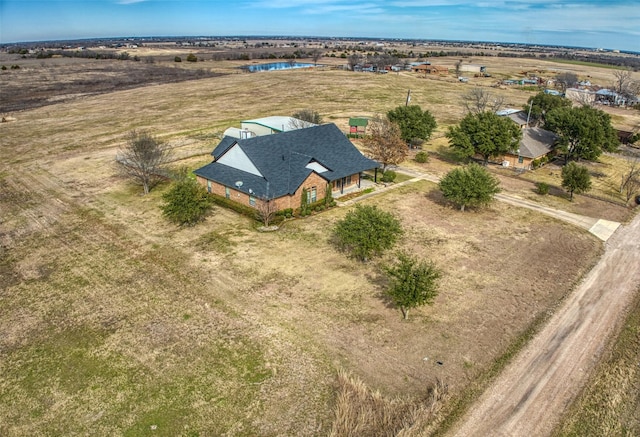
[548,58,626,70]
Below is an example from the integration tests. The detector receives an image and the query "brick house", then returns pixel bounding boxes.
[194,123,380,211]
[499,127,558,170]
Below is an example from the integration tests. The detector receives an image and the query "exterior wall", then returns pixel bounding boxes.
[499,154,534,170]
[330,172,362,194]
[240,122,279,136]
[289,172,330,209]
[196,173,333,213]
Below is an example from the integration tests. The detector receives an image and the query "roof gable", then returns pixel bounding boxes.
[216,143,263,177]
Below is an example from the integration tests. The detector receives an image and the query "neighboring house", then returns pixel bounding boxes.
[194,123,380,211]
[497,109,530,128]
[459,64,486,73]
[565,87,596,105]
[240,116,316,137]
[423,65,449,74]
[499,127,558,169]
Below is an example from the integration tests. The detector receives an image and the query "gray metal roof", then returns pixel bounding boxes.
[194,123,379,199]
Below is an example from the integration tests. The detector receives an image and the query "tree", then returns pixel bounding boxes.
[555,72,578,91]
[454,59,463,77]
[462,87,504,115]
[255,197,279,227]
[362,117,408,171]
[116,130,172,194]
[385,252,440,320]
[160,172,213,225]
[446,112,522,165]
[612,69,638,101]
[186,53,197,62]
[619,157,640,203]
[347,53,361,71]
[333,204,403,262]
[545,106,618,163]
[524,92,572,127]
[439,163,501,211]
[387,105,437,144]
[561,162,592,201]
[289,108,323,129]
[310,48,323,66]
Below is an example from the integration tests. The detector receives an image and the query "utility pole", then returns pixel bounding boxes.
[405,89,411,106]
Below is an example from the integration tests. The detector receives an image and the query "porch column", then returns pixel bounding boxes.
[374,168,378,183]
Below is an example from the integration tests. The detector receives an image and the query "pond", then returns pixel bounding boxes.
[241,62,317,72]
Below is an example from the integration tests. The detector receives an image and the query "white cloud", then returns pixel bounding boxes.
[116,0,147,5]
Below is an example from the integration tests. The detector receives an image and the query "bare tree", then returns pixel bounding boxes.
[310,48,323,66]
[612,69,640,103]
[620,156,640,203]
[289,109,323,129]
[116,130,171,194]
[556,72,578,91]
[347,53,361,71]
[612,69,633,96]
[454,59,463,77]
[255,197,279,227]
[362,117,408,171]
[462,87,505,114]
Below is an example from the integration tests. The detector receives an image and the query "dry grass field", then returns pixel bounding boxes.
[1,51,638,436]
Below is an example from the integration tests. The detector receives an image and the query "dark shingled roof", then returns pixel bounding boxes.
[194,123,379,199]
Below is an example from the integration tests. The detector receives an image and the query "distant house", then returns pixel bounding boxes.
[424,65,449,74]
[496,109,529,128]
[194,123,380,211]
[459,64,486,73]
[499,127,558,169]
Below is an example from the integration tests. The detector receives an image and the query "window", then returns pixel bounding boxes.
[310,186,317,203]
[249,195,256,206]
[225,187,230,199]
[207,180,212,193]
[518,156,524,164]
[346,175,352,185]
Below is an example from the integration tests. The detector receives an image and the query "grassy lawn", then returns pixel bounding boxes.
[1,54,637,435]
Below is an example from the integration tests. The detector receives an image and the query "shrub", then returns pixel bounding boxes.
[415,151,429,163]
[536,182,550,195]
[10,65,20,69]
[161,175,213,225]
[174,56,182,62]
[381,170,397,183]
[1,65,6,70]
[333,204,403,261]
[186,53,197,62]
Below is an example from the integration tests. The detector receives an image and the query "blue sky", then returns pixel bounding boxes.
[1,1,638,51]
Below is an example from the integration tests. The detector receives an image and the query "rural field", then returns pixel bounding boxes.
[1,49,639,436]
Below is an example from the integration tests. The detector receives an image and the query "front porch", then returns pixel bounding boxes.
[332,177,377,199]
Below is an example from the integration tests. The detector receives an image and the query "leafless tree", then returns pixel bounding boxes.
[256,197,279,227]
[612,69,640,103]
[347,53,361,71]
[574,90,596,107]
[362,117,408,171]
[620,156,640,203]
[310,48,323,66]
[555,72,578,91]
[116,130,172,194]
[454,59,463,77]
[462,87,505,114]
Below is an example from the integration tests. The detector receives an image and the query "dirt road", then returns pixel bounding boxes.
[450,211,640,437]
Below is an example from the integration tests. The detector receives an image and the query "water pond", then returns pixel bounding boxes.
[241,62,316,72]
